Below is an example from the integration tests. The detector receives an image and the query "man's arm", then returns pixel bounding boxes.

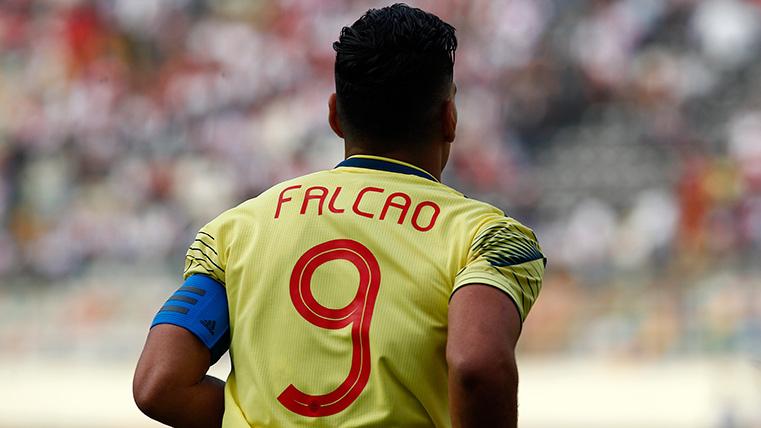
[133,324,225,428]
[447,284,522,428]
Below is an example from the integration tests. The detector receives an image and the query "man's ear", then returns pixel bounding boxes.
[442,98,457,143]
[328,93,345,138]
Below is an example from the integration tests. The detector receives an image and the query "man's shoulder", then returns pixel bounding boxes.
[443,194,542,249]
[445,192,508,225]
[458,195,505,216]
[230,170,331,209]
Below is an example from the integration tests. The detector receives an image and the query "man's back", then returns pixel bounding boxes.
[133,6,545,427]
[187,155,544,427]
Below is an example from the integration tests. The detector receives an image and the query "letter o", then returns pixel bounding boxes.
[411,201,440,232]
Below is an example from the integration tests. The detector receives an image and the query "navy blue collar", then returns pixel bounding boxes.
[335,156,438,182]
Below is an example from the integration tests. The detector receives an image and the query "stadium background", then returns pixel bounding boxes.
[0,0,760,426]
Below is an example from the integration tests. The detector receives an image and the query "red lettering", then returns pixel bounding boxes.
[275,185,302,219]
[352,187,384,218]
[379,192,412,224]
[411,201,441,232]
[301,186,329,215]
[328,187,346,214]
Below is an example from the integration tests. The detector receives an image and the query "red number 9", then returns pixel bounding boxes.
[278,239,381,417]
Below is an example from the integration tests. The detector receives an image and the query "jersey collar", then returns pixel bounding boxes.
[335,155,439,182]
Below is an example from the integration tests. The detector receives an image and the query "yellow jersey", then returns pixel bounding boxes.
[183,155,545,427]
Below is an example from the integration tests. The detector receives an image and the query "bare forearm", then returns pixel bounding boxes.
[449,362,518,428]
[137,375,225,428]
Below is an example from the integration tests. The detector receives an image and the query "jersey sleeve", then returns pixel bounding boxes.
[183,219,227,285]
[453,216,546,322]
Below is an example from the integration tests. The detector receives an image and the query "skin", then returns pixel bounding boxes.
[133,325,225,428]
[447,286,521,428]
[134,82,521,428]
[328,84,458,181]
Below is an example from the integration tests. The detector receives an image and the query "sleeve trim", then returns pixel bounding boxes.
[452,274,527,322]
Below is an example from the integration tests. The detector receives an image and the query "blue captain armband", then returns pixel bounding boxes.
[151,274,230,364]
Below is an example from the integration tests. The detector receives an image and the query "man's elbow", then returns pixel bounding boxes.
[133,367,171,418]
[447,351,518,392]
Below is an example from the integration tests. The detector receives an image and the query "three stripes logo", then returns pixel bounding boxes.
[200,319,216,335]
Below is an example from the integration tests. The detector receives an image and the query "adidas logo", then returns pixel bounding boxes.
[200,319,216,335]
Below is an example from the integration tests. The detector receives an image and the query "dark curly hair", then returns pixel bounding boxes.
[333,3,457,146]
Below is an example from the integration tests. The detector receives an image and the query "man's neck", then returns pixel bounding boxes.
[344,145,443,181]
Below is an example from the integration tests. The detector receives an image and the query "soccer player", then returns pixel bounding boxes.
[133,4,545,428]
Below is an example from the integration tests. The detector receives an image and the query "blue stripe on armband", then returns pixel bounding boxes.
[151,274,230,364]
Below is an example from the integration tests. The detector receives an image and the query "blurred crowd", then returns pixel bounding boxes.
[0,0,759,358]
